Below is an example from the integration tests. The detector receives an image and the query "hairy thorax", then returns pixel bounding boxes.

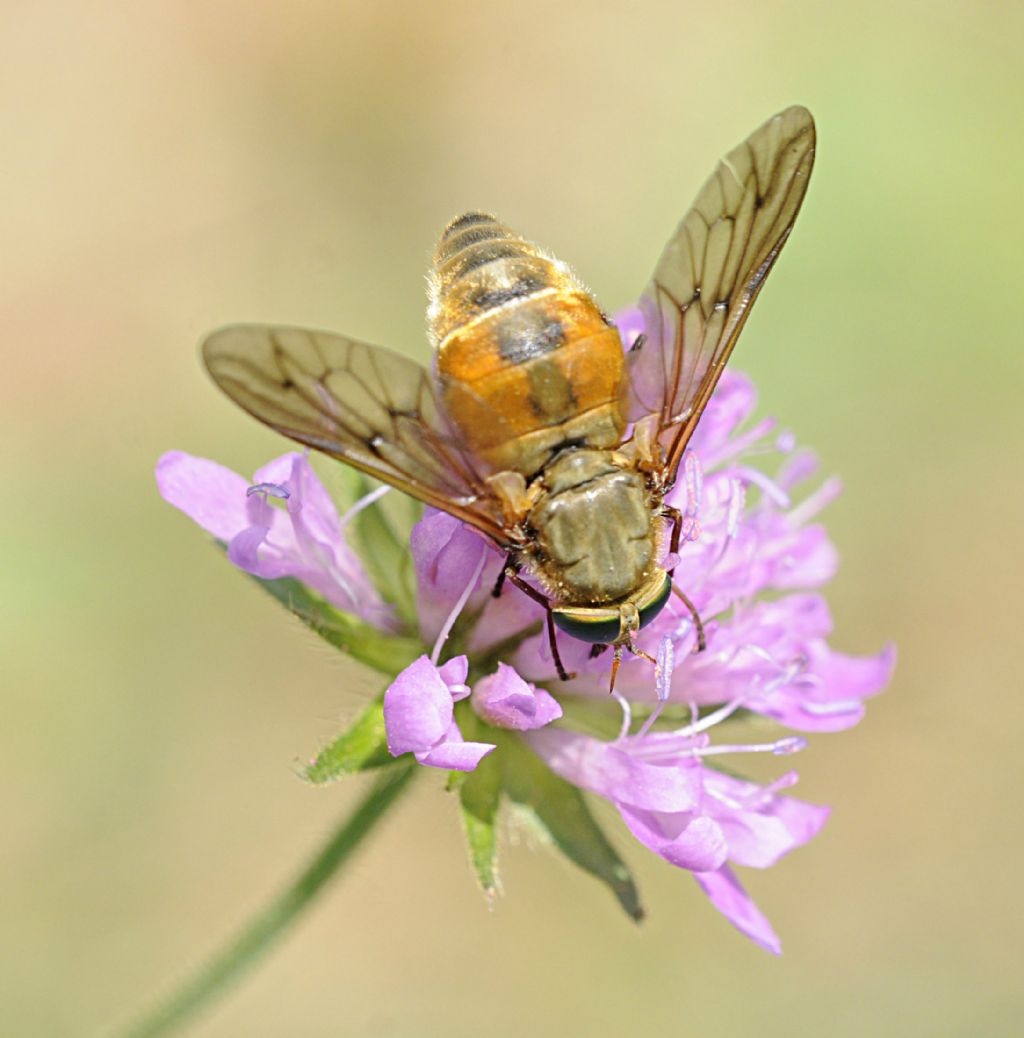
[524,450,659,605]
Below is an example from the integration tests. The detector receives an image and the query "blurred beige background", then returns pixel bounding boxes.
[2,1,1021,1035]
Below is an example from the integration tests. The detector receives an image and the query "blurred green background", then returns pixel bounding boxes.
[3,1,1021,1035]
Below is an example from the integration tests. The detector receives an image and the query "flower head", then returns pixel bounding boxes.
[158,323,893,951]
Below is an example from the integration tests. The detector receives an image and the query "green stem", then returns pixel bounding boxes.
[116,762,417,1038]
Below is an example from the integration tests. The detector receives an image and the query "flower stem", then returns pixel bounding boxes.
[116,762,417,1038]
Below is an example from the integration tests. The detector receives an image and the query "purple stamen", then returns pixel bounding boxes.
[636,638,674,738]
[775,430,796,453]
[247,481,290,500]
[683,452,703,516]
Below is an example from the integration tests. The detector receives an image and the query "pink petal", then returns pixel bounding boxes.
[770,795,832,850]
[751,641,895,733]
[777,448,820,490]
[155,452,250,540]
[416,733,496,771]
[383,657,453,755]
[411,510,496,642]
[688,371,758,454]
[715,809,815,869]
[226,523,272,571]
[612,305,644,348]
[809,640,896,702]
[704,772,830,867]
[437,656,469,689]
[619,808,729,872]
[528,728,700,813]
[694,866,782,955]
[472,663,562,731]
[766,524,840,589]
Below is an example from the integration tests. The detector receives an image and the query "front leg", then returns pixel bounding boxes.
[491,551,516,598]
[660,503,683,560]
[504,568,576,683]
[659,506,707,654]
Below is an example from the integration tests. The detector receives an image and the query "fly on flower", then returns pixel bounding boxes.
[201,106,816,689]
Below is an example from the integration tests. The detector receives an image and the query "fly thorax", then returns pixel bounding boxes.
[526,450,657,604]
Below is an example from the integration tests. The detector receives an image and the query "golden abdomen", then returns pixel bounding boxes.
[430,213,627,476]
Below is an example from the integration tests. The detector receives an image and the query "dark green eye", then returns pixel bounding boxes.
[552,574,672,644]
[552,609,621,644]
[637,573,672,629]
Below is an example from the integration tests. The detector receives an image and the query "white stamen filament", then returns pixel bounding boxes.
[430,549,488,666]
[731,465,790,508]
[612,691,633,741]
[711,478,746,566]
[804,697,861,717]
[706,769,800,811]
[626,694,748,761]
[702,416,777,469]
[338,484,390,527]
[696,735,806,758]
[680,694,747,735]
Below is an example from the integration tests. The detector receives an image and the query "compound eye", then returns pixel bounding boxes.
[636,574,672,631]
[552,575,672,645]
[552,609,621,644]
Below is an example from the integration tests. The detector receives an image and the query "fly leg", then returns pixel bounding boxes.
[660,504,707,653]
[609,640,659,693]
[491,552,516,598]
[504,568,576,682]
[607,604,657,693]
[626,641,656,665]
[661,504,683,561]
[671,583,707,653]
[609,645,624,693]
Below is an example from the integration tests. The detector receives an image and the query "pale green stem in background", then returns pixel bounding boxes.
[115,762,416,1038]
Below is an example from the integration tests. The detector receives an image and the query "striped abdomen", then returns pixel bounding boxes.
[430,213,627,477]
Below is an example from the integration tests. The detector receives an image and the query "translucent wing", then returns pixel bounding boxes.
[627,106,816,481]
[202,324,508,543]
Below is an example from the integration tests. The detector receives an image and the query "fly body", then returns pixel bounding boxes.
[201,107,817,687]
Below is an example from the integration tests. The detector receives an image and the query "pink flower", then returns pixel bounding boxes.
[383,656,495,771]
[472,664,563,731]
[156,451,396,631]
[158,312,894,951]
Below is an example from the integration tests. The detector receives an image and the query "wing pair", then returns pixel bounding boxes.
[202,106,816,545]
